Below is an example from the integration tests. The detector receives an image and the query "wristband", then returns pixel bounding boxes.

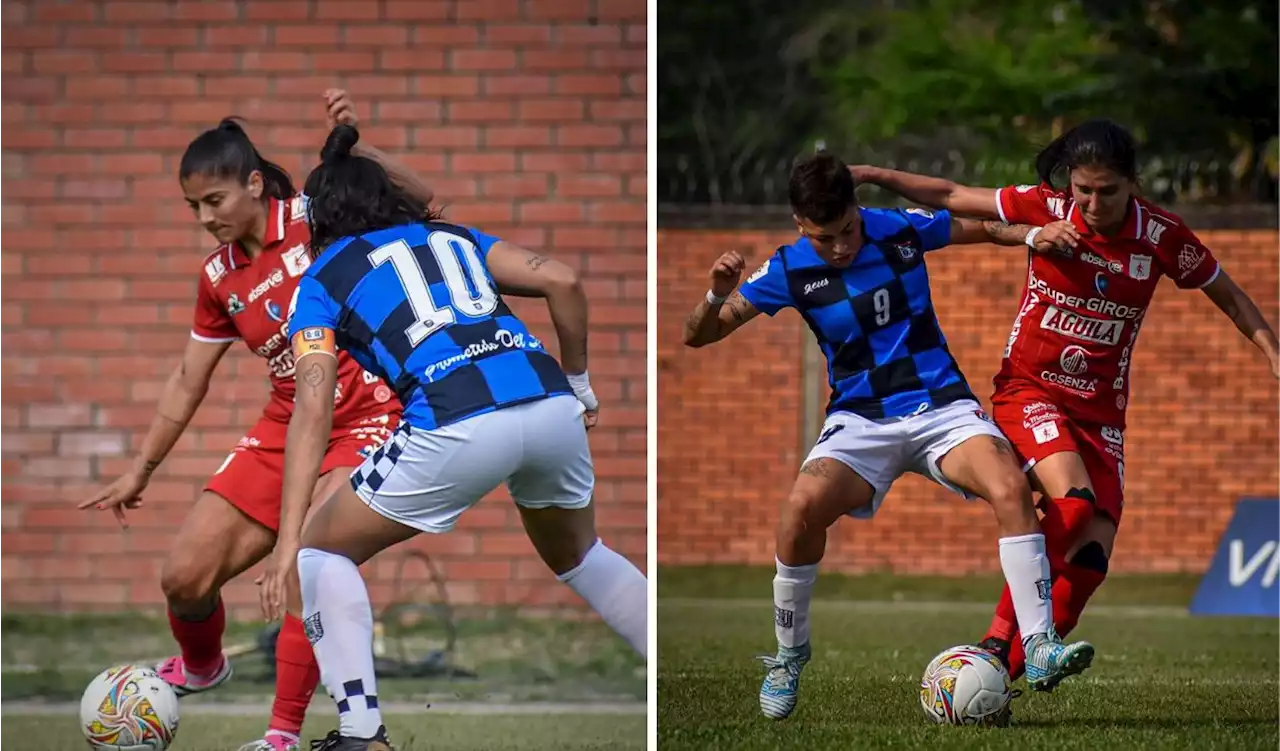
[1024,227,1042,248]
[566,371,599,411]
[706,289,728,305]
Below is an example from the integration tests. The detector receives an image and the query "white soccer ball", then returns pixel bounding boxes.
[79,665,180,750]
[919,645,1013,725]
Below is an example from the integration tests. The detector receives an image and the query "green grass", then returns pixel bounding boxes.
[2,712,645,751]
[1,609,644,704]
[657,566,1279,750]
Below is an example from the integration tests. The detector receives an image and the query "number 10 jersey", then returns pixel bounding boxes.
[288,221,573,431]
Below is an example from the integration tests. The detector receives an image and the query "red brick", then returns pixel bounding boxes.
[273,24,341,46]
[136,26,199,48]
[527,0,592,20]
[558,124,624,147]
[483,74,552,96]
[345,25,411,45]
[448,100,514,122]
[412,74,481,97]
[455,0,521,20]
[411,126,479,149]
[204,25,271,47]
[484,24,553,44]
[518,98,583,121]
[451,48,518,71]
[379,49,446,71]
[245,1,312,21]
[34,2,96,22]
[451,151,517,172]
[384,1,452,20]
[414,25,481,45]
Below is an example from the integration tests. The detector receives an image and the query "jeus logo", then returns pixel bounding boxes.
[1191,498,1279,617]
[803,278,829,296]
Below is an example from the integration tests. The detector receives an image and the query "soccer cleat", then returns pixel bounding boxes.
[308,726,394,751]
[757,642,811,720]
[1023,631,1094,693]
[236,732,301,751]
[976,636,1012,672]
[154,655,232,697]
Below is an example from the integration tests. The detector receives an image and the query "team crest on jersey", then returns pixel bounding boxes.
[226,293,246,316]
[282,244,312,278]
[205,256,227,286]
[746,259,771,284]
[892,241,917,262]
[290,195,309,222]
[1128,254,1152,281]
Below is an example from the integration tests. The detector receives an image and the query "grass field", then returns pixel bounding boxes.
[2,710,646,750]
[2,608,644,750]
[657,566,1279,750]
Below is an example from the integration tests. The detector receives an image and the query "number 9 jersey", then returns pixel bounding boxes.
[287,221,574,431]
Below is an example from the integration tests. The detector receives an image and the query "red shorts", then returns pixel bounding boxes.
[205,412,400,532]
[990,383,1126,523]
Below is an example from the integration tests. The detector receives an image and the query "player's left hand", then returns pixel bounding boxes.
[324,88,359,130]
[257,539,299,622]
[1031,220,1080,253]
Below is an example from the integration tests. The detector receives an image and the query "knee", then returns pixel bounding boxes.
[983,473,1035,520]
[160,554,218,608]
[780,488,837,537]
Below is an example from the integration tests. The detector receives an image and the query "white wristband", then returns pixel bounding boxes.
[566,371,599,411]
[706,289,728,305]
[1024,227,1042,248]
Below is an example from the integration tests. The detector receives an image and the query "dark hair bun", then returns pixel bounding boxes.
[320,124,359,163]
[217,117,247,135]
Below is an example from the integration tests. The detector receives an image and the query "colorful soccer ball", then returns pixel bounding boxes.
[919,646,1013,725]
[79,665,180,750]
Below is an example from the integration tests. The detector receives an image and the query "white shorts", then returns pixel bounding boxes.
[350,394,594,533]
[805,398,1008,519]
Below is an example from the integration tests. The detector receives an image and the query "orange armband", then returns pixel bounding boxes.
[291,327,337,361]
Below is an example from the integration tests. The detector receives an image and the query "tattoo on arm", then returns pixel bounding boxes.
[141,459,161,477]
[301,361,326,393]
[724,292,750,323]
[982,220,1033,245]
[526,255,548,272]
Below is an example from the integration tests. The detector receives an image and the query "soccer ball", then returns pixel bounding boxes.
[919,646,1013,725]
[80,665,180,750]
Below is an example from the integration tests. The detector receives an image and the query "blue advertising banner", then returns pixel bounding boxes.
[1190,498,1279,618]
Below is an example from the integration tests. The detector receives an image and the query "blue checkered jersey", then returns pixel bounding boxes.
[288,221,572,431]
[737,207,974,419]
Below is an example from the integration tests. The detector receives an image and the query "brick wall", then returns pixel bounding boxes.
[1,0,646,615]
[658,228,1279,574]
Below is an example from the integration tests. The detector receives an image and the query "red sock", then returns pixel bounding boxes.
[269,614,321,736]
[1007,561,1107,680]
[167,599,226,677]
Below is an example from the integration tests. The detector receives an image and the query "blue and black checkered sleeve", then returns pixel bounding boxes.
[287,274,342,340]
[737,249,792,316]
[903,208,954,252]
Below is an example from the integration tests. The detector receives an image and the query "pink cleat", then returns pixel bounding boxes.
[154,655,232,697]
[236,731,301,751]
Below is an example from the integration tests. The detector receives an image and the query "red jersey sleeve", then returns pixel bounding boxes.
[1156,224,1221,290]
[995,183,1061,225]
[191,270,239,342]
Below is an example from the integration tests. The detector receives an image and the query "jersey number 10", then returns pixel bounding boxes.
[369,232,499,345]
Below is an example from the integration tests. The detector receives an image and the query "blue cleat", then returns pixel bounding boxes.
[1023,631,1094,693]
[757,642,811,720]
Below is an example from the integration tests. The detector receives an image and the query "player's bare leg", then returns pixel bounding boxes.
[518,502,647,656]
[980,452,1098,672]
[759,457,876,720]
[240,469,353,751]
[294,483,418,751]
[937,436,1095,693]
[158,491,276,696]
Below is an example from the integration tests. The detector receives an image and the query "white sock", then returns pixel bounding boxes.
[998,533,1053,644]
[557,539,648,658]
[297,548,382,739]
[774,559,817,649]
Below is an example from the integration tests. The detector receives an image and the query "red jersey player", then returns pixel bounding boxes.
[80,91,432,751]
[852,119,1279,705]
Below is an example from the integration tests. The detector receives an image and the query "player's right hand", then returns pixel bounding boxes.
[709,251,746,298]
[1031,220,1081,253]
[78,471,148,529]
